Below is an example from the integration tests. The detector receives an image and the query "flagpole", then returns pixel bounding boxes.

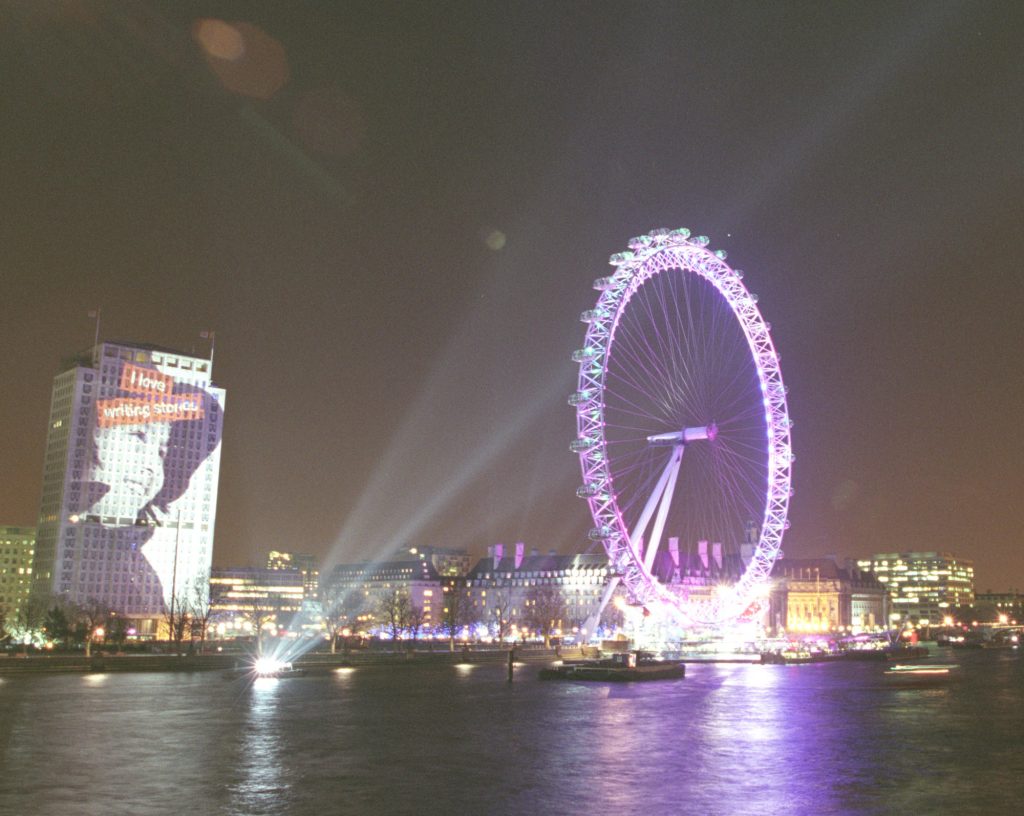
[201,330,216,370]
[91,307,101,348]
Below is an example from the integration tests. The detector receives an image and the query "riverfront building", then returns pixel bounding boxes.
[464,546,610,638]
[856,552,974,625]
[0,526,36,626]
[974,590,1023,622]
[34,342,224,635]
[767,558,889,634]
[267,550,320,598]
[209,567,305,636]
[320,547,469,631]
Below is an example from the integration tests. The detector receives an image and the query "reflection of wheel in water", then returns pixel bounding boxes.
[570,228,792,626]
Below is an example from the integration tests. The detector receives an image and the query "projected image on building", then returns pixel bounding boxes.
[70,356,223,620]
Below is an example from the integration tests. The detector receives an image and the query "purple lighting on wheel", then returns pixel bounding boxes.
[569,228,793,627]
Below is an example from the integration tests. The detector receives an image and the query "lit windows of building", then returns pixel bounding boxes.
[0,526,35,625]
[856,552,974,626]
[34,342,224,637]
[974,590,1023,622]
[209,567,305,637]
[320,547,470,632]
[768,558,888,635]
[464,546,610,638]
[267,550,320,598]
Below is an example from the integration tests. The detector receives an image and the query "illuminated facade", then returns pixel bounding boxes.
[0,526,35,625]
[267,550,320,598]
[465,547,610,637]
[320,548,466,630]
[767,558,888,634]
[209,567,304,635]
[973,591,1022,622]
[34,342,224,634]
[856,552,974,625]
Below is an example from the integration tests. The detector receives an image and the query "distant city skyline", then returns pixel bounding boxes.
[1,4,1022,591]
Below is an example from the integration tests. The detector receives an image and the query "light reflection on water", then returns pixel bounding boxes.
[229,678,288,815]
[1,652,1022,815]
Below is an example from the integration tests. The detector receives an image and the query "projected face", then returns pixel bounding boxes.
[85,421,172,519]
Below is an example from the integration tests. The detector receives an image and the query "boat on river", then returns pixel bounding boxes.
[883,663,958,687]
[539,652,685,682]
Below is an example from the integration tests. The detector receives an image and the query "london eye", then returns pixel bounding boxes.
[570,228,792,627]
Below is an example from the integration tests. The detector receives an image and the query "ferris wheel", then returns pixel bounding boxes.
[570,228,792,627]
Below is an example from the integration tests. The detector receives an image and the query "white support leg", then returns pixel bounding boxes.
[644,445,684,574]
[629,446,682,555]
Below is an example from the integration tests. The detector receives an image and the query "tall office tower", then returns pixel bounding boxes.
[0,526,36,626]
[35,342,225,635]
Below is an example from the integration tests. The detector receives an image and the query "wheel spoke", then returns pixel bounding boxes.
[572,230,792,628]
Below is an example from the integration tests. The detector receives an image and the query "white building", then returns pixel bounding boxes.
[34,342,224,635]
[465,546,610,639]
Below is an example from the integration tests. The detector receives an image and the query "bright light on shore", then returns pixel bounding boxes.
[254,657,290,676]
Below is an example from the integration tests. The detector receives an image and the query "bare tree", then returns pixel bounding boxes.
[186,573,213,654]
[490,587,514,644]
[406,604,426,647]
[322,588,367,653]
[43,603,72,648]
[322,601,345,654]
[106,611,129,651]
[524,585,567,648]
[377,590,411,647]
[73,598,108,658]
[440,582,472,652]
[162,589,192,653]
[17,592,53,652]
[242,594,281,656]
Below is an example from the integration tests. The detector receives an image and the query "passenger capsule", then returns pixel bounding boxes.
[570,437,598,453]
[571,347,601,363]
[576,483,609,500]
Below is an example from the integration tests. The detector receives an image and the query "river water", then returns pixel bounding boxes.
[1,649,1022,815]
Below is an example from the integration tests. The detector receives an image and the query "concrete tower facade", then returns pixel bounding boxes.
[35,342,224,634]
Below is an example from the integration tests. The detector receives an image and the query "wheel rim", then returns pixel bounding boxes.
[571,228,792,626]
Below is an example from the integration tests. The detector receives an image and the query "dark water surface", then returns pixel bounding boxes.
[2,651,1022,815]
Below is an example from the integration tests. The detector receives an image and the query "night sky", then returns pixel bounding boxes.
[2,2,1021,591]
